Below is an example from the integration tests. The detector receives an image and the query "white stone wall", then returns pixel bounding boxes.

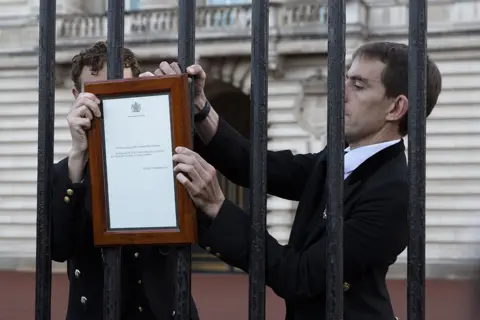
[0,0,31,17]
[0,53,73,271]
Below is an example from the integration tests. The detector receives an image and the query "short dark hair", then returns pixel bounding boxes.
[71,41,141,91]
[351,41,442,136]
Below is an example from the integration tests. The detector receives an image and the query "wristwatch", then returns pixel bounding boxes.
[194,100,211,123]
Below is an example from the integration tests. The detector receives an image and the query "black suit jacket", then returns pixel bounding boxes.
[51,158,199,320]
[194,118,408,320]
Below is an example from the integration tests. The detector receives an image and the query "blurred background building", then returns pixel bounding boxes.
[0,0,479,319]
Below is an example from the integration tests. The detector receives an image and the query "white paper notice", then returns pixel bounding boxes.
[102,93,178,229]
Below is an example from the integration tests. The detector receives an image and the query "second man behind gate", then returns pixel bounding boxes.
[50,41,199,320]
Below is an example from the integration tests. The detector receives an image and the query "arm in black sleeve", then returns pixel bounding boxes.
[50,157,93,262]
[198,181,408,301]
[194,117,319,201]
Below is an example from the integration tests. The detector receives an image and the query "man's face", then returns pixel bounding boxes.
[73,65,133,97]
[344,56,400,146]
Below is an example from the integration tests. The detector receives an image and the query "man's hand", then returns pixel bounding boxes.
[154,61,219,143]
[66,92,101,182]
[173,147,225,218]
[154,61,207,113]
[67,92,101,154]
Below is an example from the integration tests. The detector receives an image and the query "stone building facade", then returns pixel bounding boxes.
[0,0,479,277]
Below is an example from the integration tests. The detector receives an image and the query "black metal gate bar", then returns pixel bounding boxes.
[35,0,56,319]
[176,0,195,319]
[407,0,427,319]
[249,0,268,319]
[103,1,125,319]
[325,0,346,319]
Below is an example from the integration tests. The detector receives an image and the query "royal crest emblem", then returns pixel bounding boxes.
[131,101,141,112]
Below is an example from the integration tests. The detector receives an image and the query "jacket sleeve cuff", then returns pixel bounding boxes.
[61,182,86,210]
[197,200,250,271]
[55,162,87,212]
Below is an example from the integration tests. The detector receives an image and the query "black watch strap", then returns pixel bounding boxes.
[194,100,211,123]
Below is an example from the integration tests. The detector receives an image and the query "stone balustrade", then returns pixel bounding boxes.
[55,1,361,45]
[54,0,480,47]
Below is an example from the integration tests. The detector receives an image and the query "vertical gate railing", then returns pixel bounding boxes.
[34,1,428,320]
[102,1,125,319]
[249,0,268,319]
[326,0,346,319]
[407,0,427,320]
[35,0,56,319]
[176,0,195,318]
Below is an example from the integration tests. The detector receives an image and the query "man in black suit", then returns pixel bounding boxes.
[51,41,199,320]
[157,42,442,319]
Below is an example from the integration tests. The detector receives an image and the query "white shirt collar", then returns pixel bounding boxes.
[344,139,401,179]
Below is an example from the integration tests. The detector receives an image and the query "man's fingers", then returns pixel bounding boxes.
[175,147,196,156]
[72,105,93,120]
[170,62,182,74]
[139,71,155,77]
[68,117,91,131]
[173,163,201,182]
[176,172,200,196]
[77,118,92,130]
[175,147,211,171]
[154,61,185,76]
[186,64,206,80]
[173,152,210,181]
[77,92,100,104]
[79,100,99,117]
[83,99,101,118]
[159,61,176,75]
[173,153,196,165]
[73,96,101,117]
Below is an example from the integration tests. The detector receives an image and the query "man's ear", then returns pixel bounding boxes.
[386,95,408,122]
[72,86,79,99]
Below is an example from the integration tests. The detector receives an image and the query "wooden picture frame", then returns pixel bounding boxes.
[84,74,197,246]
